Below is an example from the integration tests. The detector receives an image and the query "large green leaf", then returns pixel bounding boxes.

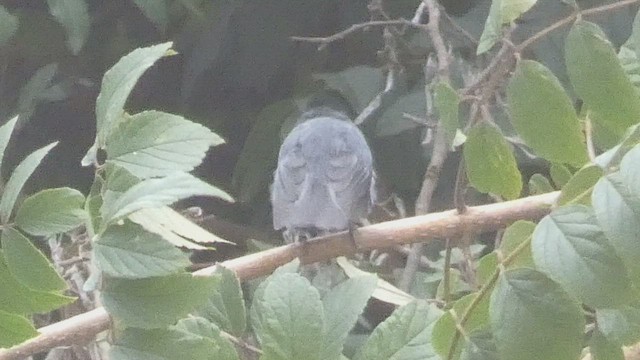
[434,81,460,147]
[0,5,18,47]
[557,164,603,206]
[251,273,325,360]
[15,187,86,236]
[0,253,74,314]
[85,42,173,165]
[106,111,224,178]
[93,222,191,279]
[0,142,58,223]
[101,274,218,329]
[17,63,58,123]
[196,266,246,337]
[2,227,67,291]
[490,268,584,360]
[321,275,377,360]
[355,300,442,360]
[0,310,38,348]
[464,122,522,199]
[566,21,640,144]
[101,172,233,223]
[47,0,89,54]
[315,66,384,113]
[507,60,587,165]
[532,205,634,307]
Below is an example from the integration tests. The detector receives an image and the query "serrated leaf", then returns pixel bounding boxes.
[315,66,384,112]
[106,110,224,178]
[434,81,460,147]
[490,268,584,360]
[47,0,89,54]
[0,6,18,47]
[596,304,640,346]
[129,207,231,250]
[566,21,640,143]
[93,221,191,279]
[86,42,173,165]
[2,227,67,291]
[355,300,442,360]
[251,272,325,360]
[15,187,86,236]
[0,142,58,223]
[321,275,377,360]
[131,0,168,33]
[101,273,218,329]
[532,205,634,307]
[432,293,490,359]
[558,164,603,206]
[0,116,18,172]
[477,0,537,54]
[0,253,74,314]
[0,310,38,348]
[101,172,233,223]
[507,60,587,165]
[197,266,246,337]
[464,122,522,199]
[232,99,298,203]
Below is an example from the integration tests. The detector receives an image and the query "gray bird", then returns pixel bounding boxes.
[272,108,375,243]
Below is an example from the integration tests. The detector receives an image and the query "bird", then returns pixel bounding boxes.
[271,107,375,244]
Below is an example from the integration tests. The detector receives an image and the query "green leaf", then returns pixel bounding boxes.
[499,220,535,268]
[594,123,640,170]
[101,172,233,223]
[490,268,584,360]
[532,205,634,307]
[321,275,377,360]
[93,221,191,279]
[315,66,384,112]
[590,329,624,360]
[232,99,297,203]
[47,0,90,54]
[558,164,603,206]
[597,304,640,346]
[0,116,18,172]
[85,174,104,235]
[550,163,572,187]
[2,227,67,291]
[0,142,58,223]
[86,42,173,165]
[434,81,460,147]
[0,310,38,348]
[432,293,490,359]
[464,122,522,199]
[101,274,218,328]
[106,111,224,178]
[566,21,640,143]
[507,60,587,165]
[0,253,74,314]
[111,318,238,360]
[0,5,18,47]
[376,87,425,137]
[15,187,86,236]
[460,328,498,360]
[356,300,442,360]
[196,266,246,337]
[528,174,555,195]
[131,0,169,33]
[17,63,58,123]
[477,0,537,54]
[251,273,325,360]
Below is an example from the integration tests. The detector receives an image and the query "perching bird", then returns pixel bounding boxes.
[271,107,375,243]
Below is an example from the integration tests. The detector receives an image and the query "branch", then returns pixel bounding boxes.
[0,191,560,360]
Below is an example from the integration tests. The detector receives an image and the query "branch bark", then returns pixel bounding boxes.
[0,191,559,360]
